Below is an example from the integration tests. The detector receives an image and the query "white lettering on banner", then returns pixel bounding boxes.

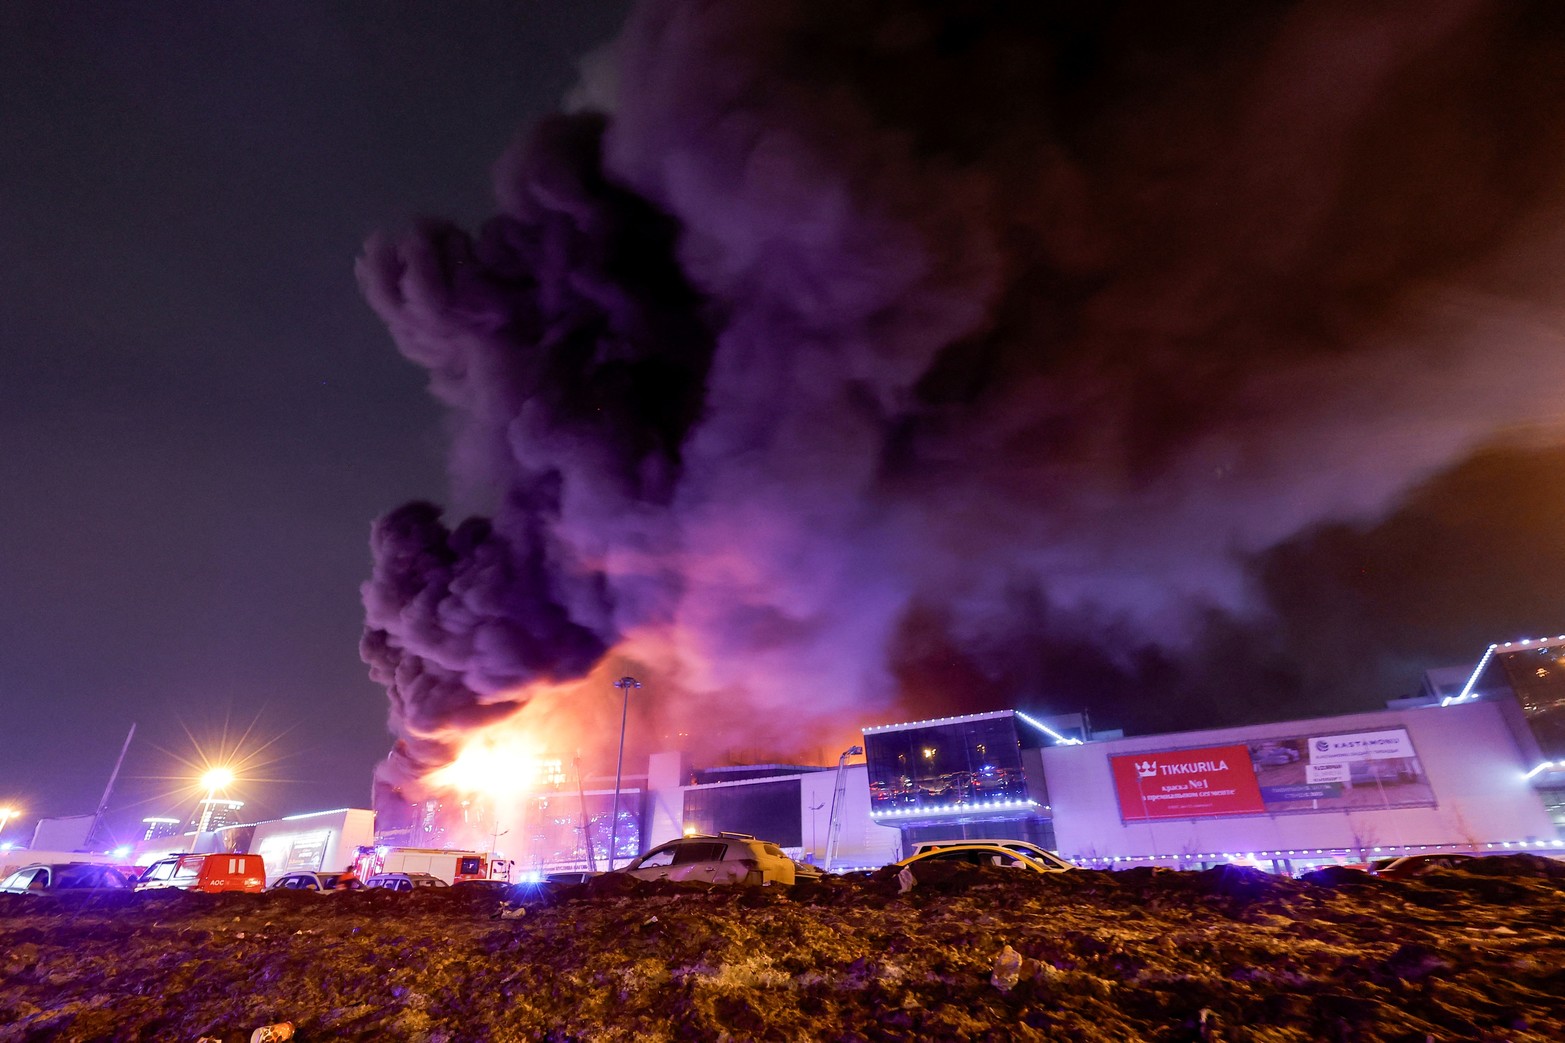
[1149,759,1229,776]
[1144,789,1239,802]
[1307,729,1415,763]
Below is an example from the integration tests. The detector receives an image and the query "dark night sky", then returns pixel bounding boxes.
[5,1,1565,847]
[0,2,630,841]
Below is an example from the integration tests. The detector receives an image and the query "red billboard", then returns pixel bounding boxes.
[1111,744,1266,821]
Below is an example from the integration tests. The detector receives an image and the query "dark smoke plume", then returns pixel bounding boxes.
[358,114,714,787]
[362,0,1565,788]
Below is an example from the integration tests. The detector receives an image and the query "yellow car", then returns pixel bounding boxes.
[895,843,1073,873]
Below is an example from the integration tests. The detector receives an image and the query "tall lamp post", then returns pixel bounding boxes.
[608,675,641,871]
[196,768,234,834]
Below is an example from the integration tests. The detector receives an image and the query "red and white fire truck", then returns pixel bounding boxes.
[353,846,489,885]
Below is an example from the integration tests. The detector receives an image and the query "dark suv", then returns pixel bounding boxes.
[0,862,133,895]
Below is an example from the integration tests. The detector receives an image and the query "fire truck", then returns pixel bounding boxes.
[353,846,489,885]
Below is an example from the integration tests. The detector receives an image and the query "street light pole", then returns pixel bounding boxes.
[608,675,641,871]
[196,787,218,835]
[196,767,233,835]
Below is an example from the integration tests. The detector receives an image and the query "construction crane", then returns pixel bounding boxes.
[84,723,136,851]
[823,744,864,872]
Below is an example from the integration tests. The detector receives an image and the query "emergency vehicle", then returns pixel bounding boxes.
[352,846,488,885]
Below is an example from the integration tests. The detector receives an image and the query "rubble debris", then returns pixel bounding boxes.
[249,1024,293,1043]
[990,944,1023,992]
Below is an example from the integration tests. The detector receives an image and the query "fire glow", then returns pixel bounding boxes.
[427,733,563,800]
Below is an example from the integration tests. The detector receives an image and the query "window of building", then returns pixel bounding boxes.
[865,716,1031,815]
[682,779,802,847]
[1537,785,1565,833]
[901,817,1057,852]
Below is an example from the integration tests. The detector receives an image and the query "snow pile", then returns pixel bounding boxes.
[2,856,1563,1041]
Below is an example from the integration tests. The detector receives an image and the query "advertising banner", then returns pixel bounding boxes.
[1110,745,1265,821]
[1112,726,1435,821]
[1307,729,1416,763]
[1247,727,1433,815]
[1306,762,1349,784]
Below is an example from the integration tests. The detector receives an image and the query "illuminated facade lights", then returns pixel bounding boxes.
[863,710,1019,735]
[870,798,1040,820]
[140,817,181,842]
[1064,838,1565,863]
[1015,710,1086,746]
[191,798,244,833]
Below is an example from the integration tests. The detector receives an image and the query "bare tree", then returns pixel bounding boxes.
[1346,815,1379,863]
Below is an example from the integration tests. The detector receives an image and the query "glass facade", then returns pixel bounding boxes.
[865,713,1032,816]
[683,779,803,847]
[899,818,1057,852]
[1474,641,1565,759]
[1537,785,1565,834]
[520,790,641,871]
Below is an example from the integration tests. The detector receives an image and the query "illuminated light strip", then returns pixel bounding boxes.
[1444,642,1498,706]
[1015,710,1086,745]
[282,807,356,821]
[1525,761,1560,780]
[869,799,1040,819]
[1066,838,1565,861]
[1444,635,1565,705]
[862,709,1019,735]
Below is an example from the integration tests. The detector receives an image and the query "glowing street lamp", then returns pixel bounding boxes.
[196,768,234,834]
[0,806,19,841]
[607,676,641,872]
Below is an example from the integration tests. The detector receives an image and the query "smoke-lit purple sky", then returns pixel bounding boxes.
[0,2,631,839]
[6,1,1565,844]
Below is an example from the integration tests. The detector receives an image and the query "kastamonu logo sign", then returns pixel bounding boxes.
[1307,729,1415,763]
[1110,744,1265,821]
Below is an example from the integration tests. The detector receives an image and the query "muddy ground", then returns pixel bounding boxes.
[2,856,1563,1042]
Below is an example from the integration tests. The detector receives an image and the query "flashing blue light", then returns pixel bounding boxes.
[112,846,131,858]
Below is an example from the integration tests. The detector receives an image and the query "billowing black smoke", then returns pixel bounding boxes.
[362,0,1565,787]
[358,114,715,787]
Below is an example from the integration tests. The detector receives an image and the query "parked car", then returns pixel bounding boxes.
[909,839,1076,871]
[364,871,450,892]
[618,833,796,886]
[543,870,602,885]
[896,843,1072,874]
[135,853,267,894]
[450,878,511,894]
[1251,743,1302,767]
[268,870,363,893]
[0,862,133,895]
[791,860,826,882]
[1369,853,1477,880]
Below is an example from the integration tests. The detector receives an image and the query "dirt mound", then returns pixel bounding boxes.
[2,865,1563,1041]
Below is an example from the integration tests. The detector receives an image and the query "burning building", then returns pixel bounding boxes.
[356,1,1565,831]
